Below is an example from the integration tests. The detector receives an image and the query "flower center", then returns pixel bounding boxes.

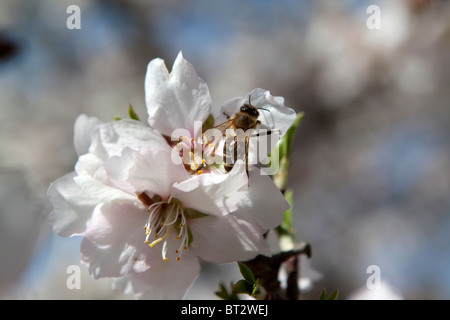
[173,134,216,175]
[142,196,189,262]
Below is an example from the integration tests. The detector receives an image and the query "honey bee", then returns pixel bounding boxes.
[210,96,271,176]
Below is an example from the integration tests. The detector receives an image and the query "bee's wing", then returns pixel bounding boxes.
[205,119,234,147]
[211,119,234,135]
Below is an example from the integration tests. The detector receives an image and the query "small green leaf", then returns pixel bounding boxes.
[232,280,254,295]
[328,290,339,300]
[319,289,327,300]
[319,289,339,300]
[272,112,304,191]
[113,117,122,121]
[237,262,256,284]
[251,279,259,295]
[215,282,239,300]
[275,188,294,237]
[128,103,140,121]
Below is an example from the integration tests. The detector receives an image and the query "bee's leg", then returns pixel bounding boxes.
[250,128,281,138]
[245,135,249,185]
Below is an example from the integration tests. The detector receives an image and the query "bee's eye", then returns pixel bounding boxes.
[240,105,247,112]
[252,109,258,116]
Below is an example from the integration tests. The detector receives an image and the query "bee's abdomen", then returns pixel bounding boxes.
[223,137,238,173]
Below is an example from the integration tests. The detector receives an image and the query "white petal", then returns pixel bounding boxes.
[145,52,212,137]
[88,119,166,162]
[73,114,103,156]
[130,249,200,299]
[47,172,99,237]
[234,168,289,232]
[171,160,248,216]
[125,145,191,199]
[189,214,271,264]
[73,173,136,204]
[81,203,153,278]
[74,153,104,177]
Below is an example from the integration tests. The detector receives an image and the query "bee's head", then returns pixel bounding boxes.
[240,104,259,117]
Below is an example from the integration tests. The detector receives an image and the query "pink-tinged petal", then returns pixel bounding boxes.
[125,145,191,200]
[73,114,103,156]
[145,52,212,137]
[47,172,99,237]
[234,168,289,232]
[171,160,248,216]
[81,203,153,278]
[129,249,200,300]
[88,119,166,162]
[73,173,136,204]
[189,214,271,264]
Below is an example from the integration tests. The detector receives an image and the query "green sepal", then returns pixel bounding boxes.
[187,225,193,247]
[128,103,140,121]
[184,208,209,219]
[202,114,215,132]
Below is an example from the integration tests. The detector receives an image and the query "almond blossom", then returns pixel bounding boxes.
[48,115,288,299]
[47,53,296,299]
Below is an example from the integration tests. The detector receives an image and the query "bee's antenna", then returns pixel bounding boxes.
[258,107,270,113]
[248,95,252,105]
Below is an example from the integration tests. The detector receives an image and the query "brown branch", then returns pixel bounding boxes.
[241,242,312,300]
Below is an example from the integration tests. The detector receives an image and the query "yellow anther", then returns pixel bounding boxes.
[163,258,168,262]
[149,227,171,248]
[197,170,202,175]
[176,257,180,261]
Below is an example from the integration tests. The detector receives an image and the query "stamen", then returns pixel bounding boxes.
[189,151,200,171]
[141,196,191,262]
[148,226,171,248]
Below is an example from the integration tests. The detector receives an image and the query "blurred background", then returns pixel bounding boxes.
[0,0,449,300]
